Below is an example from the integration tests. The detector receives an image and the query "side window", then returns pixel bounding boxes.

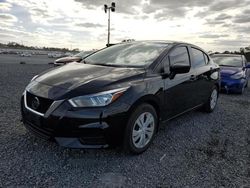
[192,48,206,67]
[155,60,165,73]
[204,54,209,64]
[161,55,170,73]
[243,56,247,66]
[169,47,190,66]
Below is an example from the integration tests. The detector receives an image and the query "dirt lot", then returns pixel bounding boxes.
[0,57,249,187]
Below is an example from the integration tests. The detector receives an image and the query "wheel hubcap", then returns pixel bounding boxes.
[132,112,155,149]
[210,89,218,109]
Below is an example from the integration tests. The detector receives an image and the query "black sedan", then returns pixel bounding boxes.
[21,41,220,154]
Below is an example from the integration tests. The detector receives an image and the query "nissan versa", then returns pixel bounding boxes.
[21,41,220,154]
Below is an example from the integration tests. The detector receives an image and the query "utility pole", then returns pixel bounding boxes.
[104,2,115,47]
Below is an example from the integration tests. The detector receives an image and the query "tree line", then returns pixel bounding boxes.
[0,42,80,52]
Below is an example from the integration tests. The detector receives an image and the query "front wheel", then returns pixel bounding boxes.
[203,86,218,113]
[123,103,157,154]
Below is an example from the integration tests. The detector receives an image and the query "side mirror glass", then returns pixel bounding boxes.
[246,63,250,68]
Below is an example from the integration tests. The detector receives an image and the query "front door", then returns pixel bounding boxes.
[162,46,197,119]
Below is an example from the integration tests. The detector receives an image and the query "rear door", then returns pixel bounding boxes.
[190,47,214,104]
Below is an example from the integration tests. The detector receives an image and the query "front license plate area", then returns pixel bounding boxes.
[25,110,42,127]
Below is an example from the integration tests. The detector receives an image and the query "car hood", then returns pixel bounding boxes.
[55,56,82,63]
[29,62,145,99]
[220,66,242,76]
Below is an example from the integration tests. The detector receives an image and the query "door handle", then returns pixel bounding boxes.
[190,75,196,81]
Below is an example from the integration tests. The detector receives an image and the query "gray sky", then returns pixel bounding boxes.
[0,0,250,51]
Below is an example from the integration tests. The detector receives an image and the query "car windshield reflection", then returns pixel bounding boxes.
[84,42,170,67]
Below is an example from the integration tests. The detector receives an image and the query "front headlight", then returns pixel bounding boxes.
[230,71,244,79]
[68,87,129,107]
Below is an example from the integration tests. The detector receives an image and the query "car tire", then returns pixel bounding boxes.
[203,86,218,113]
[245,80,248,88]
[123,103,158,154]
[239,86,245,94]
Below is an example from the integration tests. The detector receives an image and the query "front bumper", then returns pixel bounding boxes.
[21,95,129,148]
[220,77,246,93]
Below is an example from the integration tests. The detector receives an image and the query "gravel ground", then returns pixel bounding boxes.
[0,62,250,187]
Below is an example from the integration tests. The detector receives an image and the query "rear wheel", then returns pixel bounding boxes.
[123,103,157,154]
[203,86,218,113]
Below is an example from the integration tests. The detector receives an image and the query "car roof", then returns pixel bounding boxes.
[116,40,206,50]
[112,40,208,55]
[211,54,243,57]
[116,40,193,46]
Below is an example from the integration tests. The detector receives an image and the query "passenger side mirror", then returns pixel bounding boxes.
[170,63,190,74]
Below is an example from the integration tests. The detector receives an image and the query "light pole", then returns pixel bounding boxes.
[104,2,115,46]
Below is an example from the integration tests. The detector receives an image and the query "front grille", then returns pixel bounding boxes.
[26,91,54,113]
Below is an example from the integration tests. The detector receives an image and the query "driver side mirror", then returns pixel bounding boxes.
[168,63,190,79]
[170,63,191,74]
[246,63,250,69]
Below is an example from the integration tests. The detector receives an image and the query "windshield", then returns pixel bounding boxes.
[212,56,243,67]
[74,51,94,58]
[84,42,169,67]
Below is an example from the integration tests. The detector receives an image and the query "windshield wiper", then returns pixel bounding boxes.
[87,63,141,68]
[219,64,238,67]
[92,63,122,67]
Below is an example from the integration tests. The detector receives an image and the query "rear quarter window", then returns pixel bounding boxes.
[191,48,207,68]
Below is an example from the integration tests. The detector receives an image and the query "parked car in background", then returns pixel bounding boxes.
[20,52,32,57]
[211,54,250,94]
[64,52,73,57]
[21,41,220,154]
[48,52,64,58]
[54,50,95,66]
